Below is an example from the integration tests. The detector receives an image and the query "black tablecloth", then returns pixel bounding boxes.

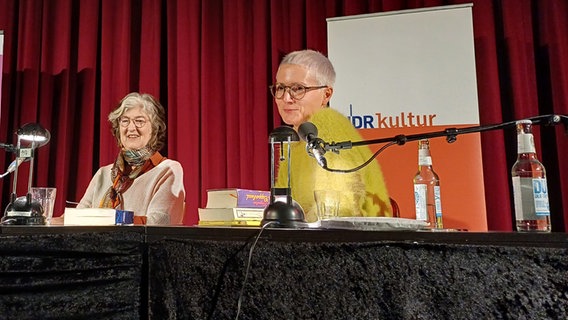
[1,227,567,319]
[0,228,144,319]
[146,228,568,320]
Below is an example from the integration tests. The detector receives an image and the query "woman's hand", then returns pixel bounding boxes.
[50,216,64,225]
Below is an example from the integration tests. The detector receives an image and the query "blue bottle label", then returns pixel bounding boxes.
[532,178,550,216]
[434,186,442,217]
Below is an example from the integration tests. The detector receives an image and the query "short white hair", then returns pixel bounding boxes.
[280,49,336,87]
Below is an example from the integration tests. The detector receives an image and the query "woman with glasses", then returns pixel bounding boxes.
[76,92,186,225]
[272,49,393,222]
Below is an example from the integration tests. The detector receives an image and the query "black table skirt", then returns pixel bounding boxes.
[0,227,145,320]
[146,228,568,320]
[1,226,567,319]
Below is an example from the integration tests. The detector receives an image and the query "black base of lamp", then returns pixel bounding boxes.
[0,215,45,225]
[261,201,305,228]
[1,196,46,225]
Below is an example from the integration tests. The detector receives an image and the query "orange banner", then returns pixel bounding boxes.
[360,125,487,231]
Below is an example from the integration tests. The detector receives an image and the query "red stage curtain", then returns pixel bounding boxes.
[0,0,566,229]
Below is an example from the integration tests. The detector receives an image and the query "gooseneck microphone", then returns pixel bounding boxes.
[298,122,328,169]
[0,143,17,153]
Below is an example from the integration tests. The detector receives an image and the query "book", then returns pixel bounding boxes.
[198,207,265,222]
[197,220,261,227]
[64,208,117,226]
[205,188,270,208]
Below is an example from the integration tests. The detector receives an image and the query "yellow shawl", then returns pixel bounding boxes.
[276,108,392,222]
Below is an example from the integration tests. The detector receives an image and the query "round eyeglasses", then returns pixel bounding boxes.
[269,83,327,100]
[119,117,148,128]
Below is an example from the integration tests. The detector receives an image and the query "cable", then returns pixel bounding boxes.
[206,234,258,320]
[325,141,397,173]
[234,221,276,320]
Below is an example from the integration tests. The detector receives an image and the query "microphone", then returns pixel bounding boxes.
[560,115,568,135]
[0,143,17,153]
[0,158,27,179]
[298,122,328,168]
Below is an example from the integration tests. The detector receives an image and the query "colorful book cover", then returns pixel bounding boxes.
[206,189,270,208]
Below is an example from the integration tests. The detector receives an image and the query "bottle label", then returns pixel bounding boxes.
[418,154,432,166]
[517,133,536,154]
[532,178,550,215]
[414,184,427,221]
[512,177,550,219]
[434,186,442,217]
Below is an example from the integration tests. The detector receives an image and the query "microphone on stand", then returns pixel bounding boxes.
[0,158,27,179]
[559,115,568,135]
[0,143,17,153]
[300,113,568,174]
[298,122,328,169]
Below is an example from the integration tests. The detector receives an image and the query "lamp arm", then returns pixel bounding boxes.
[11,140,22,200]
[26,141,37,205]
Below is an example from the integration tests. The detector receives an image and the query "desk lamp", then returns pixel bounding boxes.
[261,126,306,228]
[1,123,51,225]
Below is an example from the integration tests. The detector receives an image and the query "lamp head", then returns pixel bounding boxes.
[17,123,51,147]
[269,126,300,143]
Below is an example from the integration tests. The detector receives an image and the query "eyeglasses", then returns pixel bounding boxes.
[269,83,327,100]
[119,117,148,128]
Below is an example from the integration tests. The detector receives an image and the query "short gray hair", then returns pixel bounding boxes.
[280,49,336,87]
[108,92,167,152]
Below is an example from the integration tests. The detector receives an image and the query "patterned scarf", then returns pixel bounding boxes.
[100,147,165,212]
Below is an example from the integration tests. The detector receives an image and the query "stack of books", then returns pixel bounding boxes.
[198,188,270,226]
[64,208,117,226]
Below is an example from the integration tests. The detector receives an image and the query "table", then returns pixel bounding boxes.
[145,227,568,319]
[0,226,145,319]
[1,226,567,319]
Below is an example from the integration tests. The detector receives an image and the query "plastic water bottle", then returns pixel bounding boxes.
[413,139,443,229]
[511,120,551,232]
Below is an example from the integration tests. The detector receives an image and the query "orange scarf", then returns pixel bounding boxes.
[100,151,165,224]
